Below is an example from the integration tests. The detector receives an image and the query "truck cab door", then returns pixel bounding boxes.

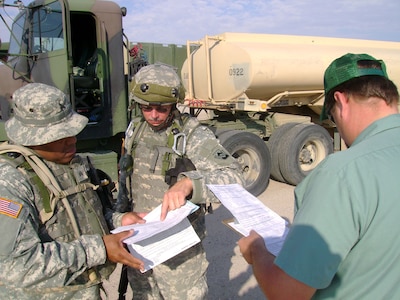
[0,0,70,138]
[29,0,71,94]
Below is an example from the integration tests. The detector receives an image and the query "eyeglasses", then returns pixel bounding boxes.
[140,105,170,113]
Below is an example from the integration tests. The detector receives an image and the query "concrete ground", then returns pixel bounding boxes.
[102,180,295,299]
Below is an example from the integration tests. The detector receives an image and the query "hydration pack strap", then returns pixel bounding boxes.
[0,142,102,283]
[19,160,52,213]
[0,143,98,232]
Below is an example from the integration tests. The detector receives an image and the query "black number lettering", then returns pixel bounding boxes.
[229,67,244,76]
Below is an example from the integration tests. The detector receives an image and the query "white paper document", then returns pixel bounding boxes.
[111,201,201,272]
[207,184,289,256]
[128,218,200,272]
[112,201,198,243]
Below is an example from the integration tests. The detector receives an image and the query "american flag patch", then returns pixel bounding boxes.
[0,198,22,218]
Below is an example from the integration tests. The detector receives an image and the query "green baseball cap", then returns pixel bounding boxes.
[321,53,388,120]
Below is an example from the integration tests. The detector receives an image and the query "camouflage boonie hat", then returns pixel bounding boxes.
[130,64,185,105]
[5,83,88,146]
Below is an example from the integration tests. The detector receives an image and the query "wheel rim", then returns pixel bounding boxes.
[298,139,327,172]
[233,148,261,186]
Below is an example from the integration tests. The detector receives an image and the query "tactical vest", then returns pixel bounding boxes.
[116,113,199,213]
[0,143,115,287]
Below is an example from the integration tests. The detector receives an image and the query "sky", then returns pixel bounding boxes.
[114,0,399,44]
[0,0,399,46]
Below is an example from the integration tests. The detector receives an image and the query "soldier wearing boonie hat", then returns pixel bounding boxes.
[238,54,400,299]
[5,82,88,146]
[118,64,244,299]
[0,83,145,299]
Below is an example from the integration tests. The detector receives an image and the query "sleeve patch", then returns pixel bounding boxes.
[0,198,23,218]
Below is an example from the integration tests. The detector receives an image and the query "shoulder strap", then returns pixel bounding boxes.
[21,160,53,213]
[0,143,104,283]
[0,143,99,231]
[1,153,52,214]
[124,116,145,155]
[0,143,64,206]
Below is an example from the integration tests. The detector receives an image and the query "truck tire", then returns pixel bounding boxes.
[278,123,333,186]
[218,130,271,196]
[267,122,298,183]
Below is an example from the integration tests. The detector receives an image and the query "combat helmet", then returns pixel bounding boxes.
[5,83,88,146]
[130,64,185,106]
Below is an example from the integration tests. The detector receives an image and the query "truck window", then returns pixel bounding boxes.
[32,1,64,53]
[8,11,26,56]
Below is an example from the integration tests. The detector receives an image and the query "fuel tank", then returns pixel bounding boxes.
[182,32,400,106]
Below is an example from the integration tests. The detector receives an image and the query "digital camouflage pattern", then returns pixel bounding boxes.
[0,83,119,299]
[129,117,243,211]
[122,64,244,299]
[128,243,208,300]
[0,152,118,299]
[5,83,88,146]
[122,114,244,299]
[130,64,185,105]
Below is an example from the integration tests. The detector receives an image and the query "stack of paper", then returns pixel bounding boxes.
[207,184,289,256]
[112,201,201,272]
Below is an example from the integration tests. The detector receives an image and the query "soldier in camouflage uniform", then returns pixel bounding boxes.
[0,83,146,299]
[117,64,244,299]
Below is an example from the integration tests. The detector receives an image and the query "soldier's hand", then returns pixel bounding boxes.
[160,177,193,221]
[103,230,144,271]
[121,212,147,226]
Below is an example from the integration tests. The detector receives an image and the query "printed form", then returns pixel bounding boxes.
[112,201,200,272]
[207,184,289,256]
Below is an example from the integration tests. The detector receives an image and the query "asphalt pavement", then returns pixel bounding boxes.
[102,180,295,299]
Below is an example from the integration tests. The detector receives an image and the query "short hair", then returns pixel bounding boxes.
[324,75,399,117]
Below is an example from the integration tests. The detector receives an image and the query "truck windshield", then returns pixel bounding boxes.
[8,10,26,56]
[32,1,64,53]
[8,1,64,56]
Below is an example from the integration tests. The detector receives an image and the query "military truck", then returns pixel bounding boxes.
[1,0,400,197]
[0,0,135,184]
[0,0,197,188]
[181,32,400,193]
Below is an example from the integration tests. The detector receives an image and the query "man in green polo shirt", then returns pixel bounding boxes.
[238,53,400,299]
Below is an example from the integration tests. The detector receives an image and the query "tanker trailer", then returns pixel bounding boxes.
[181,32,400,191]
